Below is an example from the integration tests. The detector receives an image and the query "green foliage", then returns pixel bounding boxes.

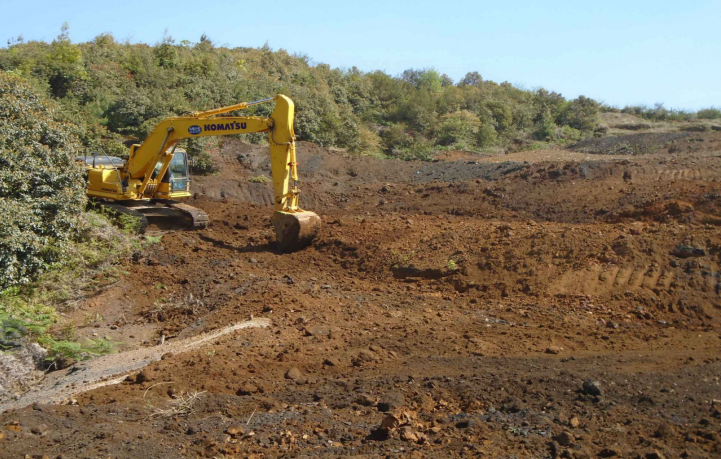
[190,152,215,174]
[697,108,721,120]
[39,336,116,361]
[0,209,138,358]
[436,110,481,148]
[248,175,269,184]
[621,103,696,122]
[558,96,600,132]
[0,71,87,289]
[0,26,614,161]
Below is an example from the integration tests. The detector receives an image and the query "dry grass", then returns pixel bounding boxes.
[149,391,206,418]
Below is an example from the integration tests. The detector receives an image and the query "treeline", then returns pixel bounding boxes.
[2,25,607,163]
[606,103,721,123]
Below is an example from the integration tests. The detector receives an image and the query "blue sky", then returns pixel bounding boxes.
[1,0,719,109]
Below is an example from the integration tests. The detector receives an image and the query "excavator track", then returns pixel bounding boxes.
[164,201,210,229]
[94,202,149,234]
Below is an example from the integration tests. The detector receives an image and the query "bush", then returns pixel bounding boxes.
[559,96,600,132]
[190,152,215,174]
[0,71,86,288]
[477,124,498,148]
[436,110,481,148]
[698,108,721,120]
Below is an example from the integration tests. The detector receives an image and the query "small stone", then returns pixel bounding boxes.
[31,424,49,436]
[282,274,294,284]
[135,369,154,384]
[186,427,197,435]
[400,426,418,443]
[570,417,580,428]
[355,394,376,406]
[285,367,303,380]
[323,358,340,367]
[598,448,619,457]
[546,345,562,355]
[645,450,666,459]
[670,245,706,259]
[226,426,245,437]
[654,423,675,438]
[377,391,405,412]
[553,431,573,447]
[236,383,258,396]
[455,419,475,429]
[582,379,602,396]
[161,352,174,360]
[352,349,379,366]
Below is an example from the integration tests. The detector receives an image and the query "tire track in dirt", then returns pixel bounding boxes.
[0,318,270,413]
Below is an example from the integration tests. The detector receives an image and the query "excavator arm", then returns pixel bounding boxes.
[126,95,304,214]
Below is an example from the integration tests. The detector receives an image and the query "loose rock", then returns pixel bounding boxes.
[285,367,303,381]
[582,379,602,396]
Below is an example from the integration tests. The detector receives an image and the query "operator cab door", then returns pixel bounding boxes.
[160,150,191,193]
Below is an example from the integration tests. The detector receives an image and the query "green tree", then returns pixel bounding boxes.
[559,96,600,132]
[0,72,86,288]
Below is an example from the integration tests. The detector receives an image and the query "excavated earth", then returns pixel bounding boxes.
[2,133,721,458]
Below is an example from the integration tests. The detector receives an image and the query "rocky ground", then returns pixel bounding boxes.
[1,131,721,458]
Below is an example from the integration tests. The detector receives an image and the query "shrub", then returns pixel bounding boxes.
[248,175,269,184]
[698,108,721,120]
[476,124,498,148]
[191,152,215,174]
[436,110,481,147]
[559,96,600,132]
[0,71,86,288]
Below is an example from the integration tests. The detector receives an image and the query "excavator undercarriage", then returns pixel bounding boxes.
[92,200,209,234]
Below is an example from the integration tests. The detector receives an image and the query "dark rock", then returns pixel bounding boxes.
[671,245,706,259]
[582,379,602,396]
[553,431,574,447]
[598,448,619,457]
[236,383,258,396]
[355,394,376,406]
[455,418,475,429]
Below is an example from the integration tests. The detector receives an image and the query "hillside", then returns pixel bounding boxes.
[0,28,608,161]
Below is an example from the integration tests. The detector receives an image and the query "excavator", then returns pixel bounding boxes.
[78,94,320,252]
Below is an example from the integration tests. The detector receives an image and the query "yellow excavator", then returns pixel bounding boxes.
[79,94,320,252]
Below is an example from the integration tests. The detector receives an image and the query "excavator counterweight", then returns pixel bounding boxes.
[81,94,319,251]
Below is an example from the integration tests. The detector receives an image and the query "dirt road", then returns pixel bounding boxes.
[1,133,720,458]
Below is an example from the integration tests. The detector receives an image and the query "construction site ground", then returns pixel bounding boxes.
[2,131,721,458]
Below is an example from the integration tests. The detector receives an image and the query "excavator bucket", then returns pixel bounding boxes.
[271,211,321,253]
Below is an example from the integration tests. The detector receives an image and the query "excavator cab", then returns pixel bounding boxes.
[156,149,191,196]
